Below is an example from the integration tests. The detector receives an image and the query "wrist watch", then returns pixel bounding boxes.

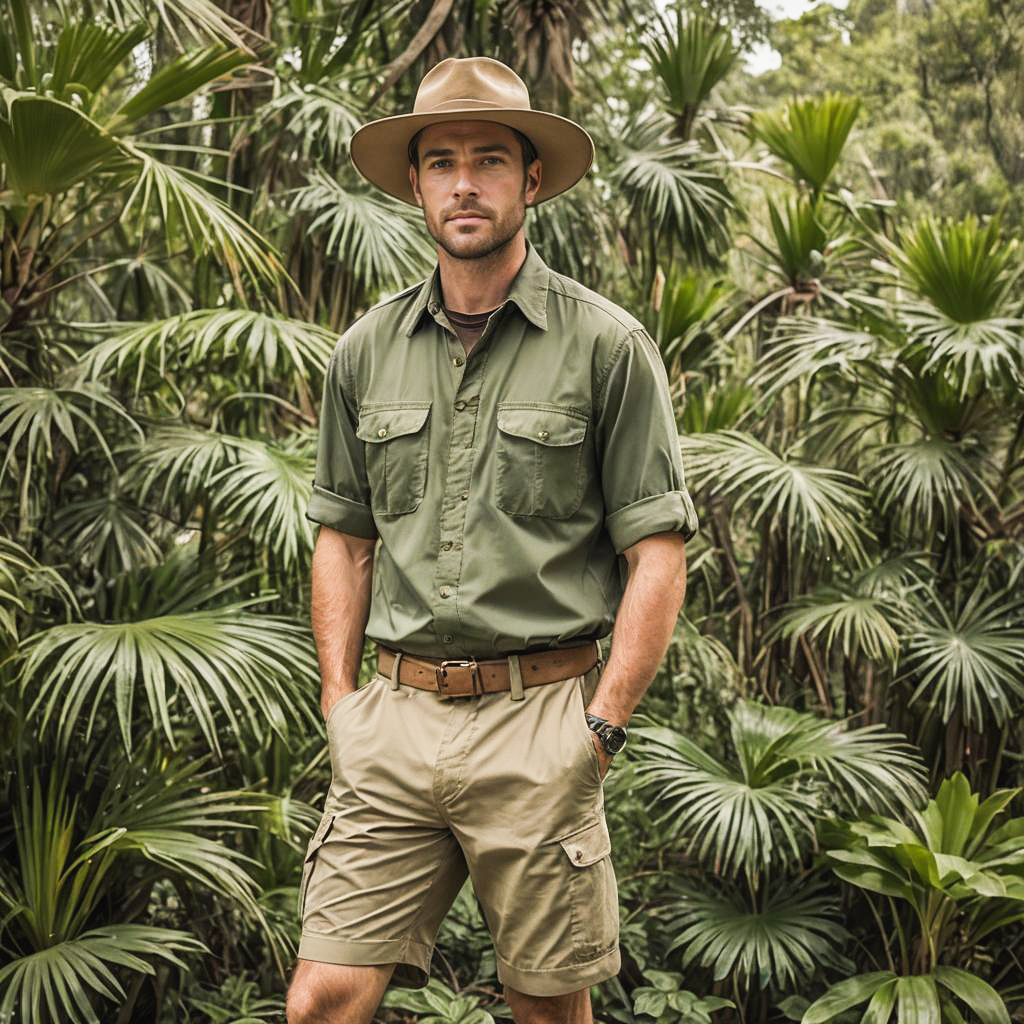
[585,713,628,756]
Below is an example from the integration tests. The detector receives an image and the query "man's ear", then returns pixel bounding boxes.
[409,163,423,207]
[524,158,542,207]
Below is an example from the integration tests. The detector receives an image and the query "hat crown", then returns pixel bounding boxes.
[413,57,532,115]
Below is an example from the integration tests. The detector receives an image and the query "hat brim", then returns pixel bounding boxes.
[349,108,595,206]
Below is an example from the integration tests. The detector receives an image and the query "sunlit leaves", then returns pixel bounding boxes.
[748,92,861,193]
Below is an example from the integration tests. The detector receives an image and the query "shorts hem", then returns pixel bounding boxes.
[297,932,432,989]
[495,944,621,996]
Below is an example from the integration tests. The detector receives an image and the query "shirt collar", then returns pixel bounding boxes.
[400,239,550,337]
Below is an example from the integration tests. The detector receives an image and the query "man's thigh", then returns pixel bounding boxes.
[286,959,395,1024]
[449,668,621,996]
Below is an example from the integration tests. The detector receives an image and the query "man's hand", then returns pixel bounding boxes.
[589,732,614,780]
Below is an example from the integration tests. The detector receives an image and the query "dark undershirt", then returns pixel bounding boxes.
[445,304,500,352]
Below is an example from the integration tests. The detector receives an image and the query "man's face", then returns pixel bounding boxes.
[408,121,542,261]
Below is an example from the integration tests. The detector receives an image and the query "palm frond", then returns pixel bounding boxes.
[81,310,336,394]
[209,435,316,568]
[680,430,873,565]
[18,589,320,756]
[101,0,255,50]
[866,435,996,540]
[748,92,861,193]
[0,537,79,645]
[0,925,204,1024]
[612,114,735,266]
[665,878,852,990]
[256,81,363,163]
[288,169,434,292]
[897,577,1024,727]
[119,146,286,287]
[629,701,925,883]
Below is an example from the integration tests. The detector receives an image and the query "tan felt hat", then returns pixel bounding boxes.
[349,56,595,206]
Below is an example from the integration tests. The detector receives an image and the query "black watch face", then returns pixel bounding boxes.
[605,726,627,754]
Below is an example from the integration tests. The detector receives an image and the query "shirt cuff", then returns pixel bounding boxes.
[605,491,699,554]
[305,484,377,538]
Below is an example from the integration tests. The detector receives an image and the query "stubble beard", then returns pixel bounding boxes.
[425,195,527,262]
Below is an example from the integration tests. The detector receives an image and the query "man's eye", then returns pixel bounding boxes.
[429,160,450,169]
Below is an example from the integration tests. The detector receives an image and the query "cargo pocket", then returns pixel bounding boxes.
[495,403,587,518]
[356,402,431,514]
[298,811,337,921]
[558,817,619,961]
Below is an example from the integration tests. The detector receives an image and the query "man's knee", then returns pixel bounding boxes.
[286,959,395,1024]
[503,983,592,1024]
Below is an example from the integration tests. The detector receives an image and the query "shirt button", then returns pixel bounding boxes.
[452,356,465,367]
[454,400,466,412]
[377,428,388,438]
[439,586,451,598]
[460,492,468,501]
[441,540,453,551]
[442,634,454,643]
[429,301,440,314]
[538,429,550,440]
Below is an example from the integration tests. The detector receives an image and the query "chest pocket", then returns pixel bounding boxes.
[495,403,588,519]
[356,402,431,515]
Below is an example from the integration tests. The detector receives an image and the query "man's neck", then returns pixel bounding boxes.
[437,233,527,314]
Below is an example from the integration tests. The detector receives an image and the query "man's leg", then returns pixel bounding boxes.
[286,960,396,1024]
[503,984,594,1024]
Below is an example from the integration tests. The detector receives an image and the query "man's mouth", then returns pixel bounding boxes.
[448,213,488,223]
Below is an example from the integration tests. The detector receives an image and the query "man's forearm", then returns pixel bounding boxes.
[311,526,376,720]
[586,531,687,724]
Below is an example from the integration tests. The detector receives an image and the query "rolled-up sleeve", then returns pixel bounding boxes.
[305,338,377,538]
[596,328,699,554]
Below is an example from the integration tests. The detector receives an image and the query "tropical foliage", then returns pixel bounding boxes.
[1,0,1022,1021]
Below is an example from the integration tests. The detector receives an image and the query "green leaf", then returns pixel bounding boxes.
[862,979,898,1024]
[933,967,1010,1024]
[802,972,896,1023]
[895,975,939,1024]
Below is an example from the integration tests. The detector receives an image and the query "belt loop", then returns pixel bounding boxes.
[389,651,403,690]
[594,639,605,675]
[507,653,525,701]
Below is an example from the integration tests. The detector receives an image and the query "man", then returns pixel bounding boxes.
[286,56,699,1024]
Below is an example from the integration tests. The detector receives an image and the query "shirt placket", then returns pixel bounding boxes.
[430,303,498,650]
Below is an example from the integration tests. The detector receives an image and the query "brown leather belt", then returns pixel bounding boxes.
[376,643,599,699]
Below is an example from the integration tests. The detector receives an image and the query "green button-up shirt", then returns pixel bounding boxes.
[306,240,699,659]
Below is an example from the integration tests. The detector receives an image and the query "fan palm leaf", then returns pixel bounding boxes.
[630,701,925,883]
[897,576,1024,727]
[612,114,735,266]
[101,0,255,50]
[81,310,336,394]
[52,492,164,575]
[866,435,996,540]
[680,430,873,565]
[0,384,141,521]
[0,925,204,1024]
[18,590,320,755]
[752,316,887,399]
[209,436,316,568]
[256,80,364,163]
[665,878,851,991]
[643,8,737,140]
[0,537,78,646]
[289,169,434,292]
[748,93,861,193]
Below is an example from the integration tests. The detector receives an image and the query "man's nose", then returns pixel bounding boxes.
[452,164,479,197]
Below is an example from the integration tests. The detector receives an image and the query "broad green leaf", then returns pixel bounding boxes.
[895,976,939,1024]
[933,967,1010,1024]
[802,972,896,1023]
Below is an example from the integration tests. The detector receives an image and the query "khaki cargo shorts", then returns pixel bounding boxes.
[296,661,620,996]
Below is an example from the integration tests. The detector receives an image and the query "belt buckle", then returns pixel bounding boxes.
[436,659,480,699]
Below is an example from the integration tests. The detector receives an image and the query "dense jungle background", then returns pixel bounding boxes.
[2,0,1024,1020]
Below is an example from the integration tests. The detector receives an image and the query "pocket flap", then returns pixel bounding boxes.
[357,403,431,443]
[497,405,587,446]
[558,817,611,867]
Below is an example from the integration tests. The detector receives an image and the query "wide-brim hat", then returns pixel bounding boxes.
[349,56,595,206]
